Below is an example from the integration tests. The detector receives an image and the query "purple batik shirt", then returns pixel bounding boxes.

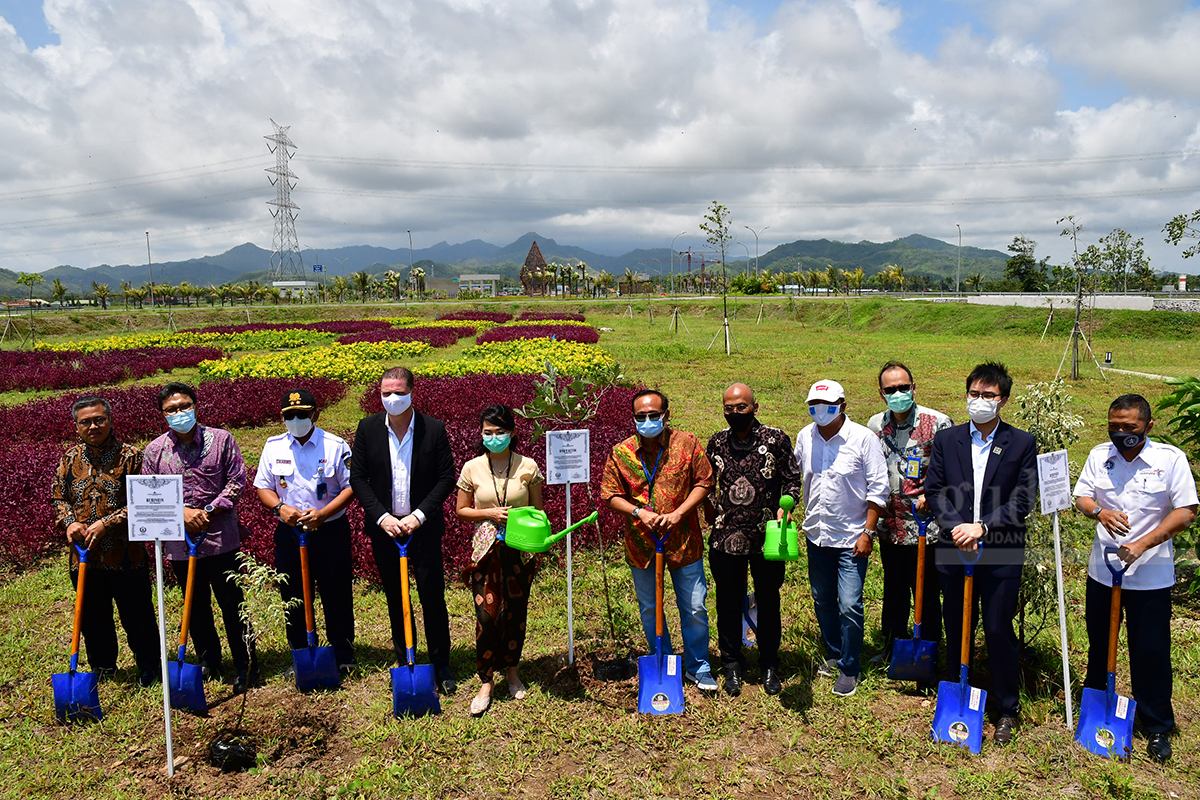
[142,424,246,561]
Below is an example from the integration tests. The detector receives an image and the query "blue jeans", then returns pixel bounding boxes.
[630,558,712,678]
[806,540,868,677]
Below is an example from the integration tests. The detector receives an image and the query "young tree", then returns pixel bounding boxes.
[16,272,44,306]
[1096,228,1149,293]
[1004,236,1048,292]
[1163,208,1200,259]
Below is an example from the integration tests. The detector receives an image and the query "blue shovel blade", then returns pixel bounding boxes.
[292,645,341,692]
[742,591,758,649]
[390,664,440,717]
[52,671,102,724]
[889,638,938,682]
[931,679,986,754]
[1075,687,1137,760]
[636,654,685,715]
[167,660,207,714]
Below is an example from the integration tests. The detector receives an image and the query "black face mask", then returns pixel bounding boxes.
[1109,430,1147,452]
[725,412,755,433]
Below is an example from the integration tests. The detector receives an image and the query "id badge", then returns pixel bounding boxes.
[316,481,327,500]
[905,455,922,480]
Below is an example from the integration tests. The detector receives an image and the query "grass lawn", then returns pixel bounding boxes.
[0,297,1197,799]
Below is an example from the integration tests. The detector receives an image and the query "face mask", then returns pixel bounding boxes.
[285,416,314,438]
[381,392,412,416]
[166,408,196,434]
[636,417,665,438]
[724,412,755,433]
[885,390,915,414]
[967,397,1000,425]
[1109,430,1146,452]
[808,403,842,426]
[483,433,511,453]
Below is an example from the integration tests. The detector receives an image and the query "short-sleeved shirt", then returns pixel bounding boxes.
[51,437,145,570]
[706,420,803,555]
[600,428,715,570]
[1072,439,1199,590]
[867,405,953,545]
[253,428,353,521]
[457,452,544,564]
[793,417,889,549]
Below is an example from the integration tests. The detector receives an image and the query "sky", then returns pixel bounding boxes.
[2,0,1200,274]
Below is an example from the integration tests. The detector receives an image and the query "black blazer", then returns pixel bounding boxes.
[349,411,456,541]
[924,419,1038,577]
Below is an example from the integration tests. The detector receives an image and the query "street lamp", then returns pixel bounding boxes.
[737,242,750,278]
[670,231,687,297]
[744,225,768,278]
[956,223,962,295]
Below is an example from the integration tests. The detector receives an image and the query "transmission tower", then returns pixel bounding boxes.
[264,119,305,282]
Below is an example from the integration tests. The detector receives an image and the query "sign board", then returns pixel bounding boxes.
[312,264,323,273]
[126,475,186,541]
[1037,449,1073,515]
[545,429,590,486]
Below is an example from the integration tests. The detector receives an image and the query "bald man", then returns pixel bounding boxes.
[704,383,802,697]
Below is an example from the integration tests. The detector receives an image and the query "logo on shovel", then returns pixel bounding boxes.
[948,722,969,743]
[651,693,671,712]
[1094,729,1115,751]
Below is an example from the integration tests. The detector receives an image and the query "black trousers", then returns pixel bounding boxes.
[879,538,941,649]
[71,565,160,675]
[940,566,1021,717]
[1084,577,1174,734]
[370,531,451,669]
[170,549,254,673]
[274,517,356,666]
[709,547,785,671]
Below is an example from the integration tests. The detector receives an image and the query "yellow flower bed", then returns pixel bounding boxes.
[37,329,312,354]
[198,340,432,383]
[415,339,614,380]
[500,319,591,327]
[383,317,501,334]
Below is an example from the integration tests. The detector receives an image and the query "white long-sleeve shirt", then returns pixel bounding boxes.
[794,417,889,548]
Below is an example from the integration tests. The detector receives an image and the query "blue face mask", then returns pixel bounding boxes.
[166,408,196,434]
[635,417,665,438]
[483,433,511,453]
[808,403,842,426]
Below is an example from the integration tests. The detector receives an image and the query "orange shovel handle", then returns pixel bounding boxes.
[178,554,198,650]
[70,562,88,660]
[299,542,317,636]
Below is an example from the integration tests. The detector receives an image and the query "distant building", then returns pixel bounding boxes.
[520,240,548,295]
[458,274,502,297]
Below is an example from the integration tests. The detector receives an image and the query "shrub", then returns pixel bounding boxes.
[476,323,600,345]
[416,339,615,381]
[436,311,513,323]
[335,326,475,348]
[197,341,432,383]
[0,347,222,392]
[517,311,586,322]
[183,320,392,335]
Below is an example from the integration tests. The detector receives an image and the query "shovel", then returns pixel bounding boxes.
[390,537,440,717]
[932,543,986,754]
[1075,547,1137,760]
[889,503,938,683]
[290,526,340,692]
[167,530,207,714]
[637,529,684,715]
[741,591,758,649]
[53,543,102,724]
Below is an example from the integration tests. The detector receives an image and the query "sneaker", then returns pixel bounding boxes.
[816,658,838,678]
[832,672,858,697]
[686,670,719,692]
[868,653,888,667]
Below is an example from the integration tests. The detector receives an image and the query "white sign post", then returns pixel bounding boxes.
[127,475,186,777]
[1037,449,1074,730]
[546,429,591,665]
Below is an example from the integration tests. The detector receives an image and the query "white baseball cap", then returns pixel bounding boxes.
[806,379,845,403]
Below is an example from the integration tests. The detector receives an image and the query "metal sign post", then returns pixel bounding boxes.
[1037,449,1074,729]
[546,430,591,665]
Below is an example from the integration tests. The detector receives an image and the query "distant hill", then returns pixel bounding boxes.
[756,234,1008,280]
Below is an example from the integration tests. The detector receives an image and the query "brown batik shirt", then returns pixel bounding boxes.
[706,420,803,555]
[51,436,145,570]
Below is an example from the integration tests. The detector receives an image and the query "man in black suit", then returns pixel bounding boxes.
[924,361,1037,745]
[350,366,458,694]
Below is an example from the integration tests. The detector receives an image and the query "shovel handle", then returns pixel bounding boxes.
[655,551,664,639]
[959,572,973,670]
[70,559,88,662]
[178,554,198,651]
[913,525,927,629]
[397,540,416,667]
[298,536,318,640]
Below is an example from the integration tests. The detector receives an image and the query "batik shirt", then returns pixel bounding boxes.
[600,427,714,570]
[706,420,803,555]
[51,436,145,570]
[866,405,953,545]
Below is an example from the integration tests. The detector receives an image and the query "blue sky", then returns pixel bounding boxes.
[0,0,57,48]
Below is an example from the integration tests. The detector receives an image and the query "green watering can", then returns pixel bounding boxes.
[499,508,600,554]
[762,495,799,561]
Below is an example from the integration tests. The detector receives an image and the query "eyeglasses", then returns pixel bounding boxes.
[967,391,1002,401]
[723,403,753,413]
[162,401,195,414]
[283,410,312,421]
[633,412,665,423]
[75,417,109,428]
[882,384,913,395]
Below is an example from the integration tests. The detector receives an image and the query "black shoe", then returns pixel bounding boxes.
[233,665,259,695]
[283,665,296,684]
[435,667,457,695]
[1146,732,1172,763]
[994,715,1019,744]
[138,669,160,688]
[763,667,782,696]
[723,666,743,697]
[201,664,222,683]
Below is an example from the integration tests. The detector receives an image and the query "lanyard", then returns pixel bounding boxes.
[638,445,665,510]
[489,451,513,507]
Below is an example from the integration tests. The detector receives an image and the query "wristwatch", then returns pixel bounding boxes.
[1089,505,1104,519]
[204,503,215,514]
[272,501,284,517]
[632,506,642,520]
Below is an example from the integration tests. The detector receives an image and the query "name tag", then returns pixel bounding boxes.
[905,455,921,479]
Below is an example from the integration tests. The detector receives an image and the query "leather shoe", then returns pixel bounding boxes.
[1146,732,1171,763]
[723,666,743,697]
[435,667,457,695]
[233,666,259,695]
[994,715,1019,744]
[763,667,782,696]
[137,669,160,688]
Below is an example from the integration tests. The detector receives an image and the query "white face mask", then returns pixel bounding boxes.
[381,391,412,416]
[285,416,314,438]
[967,397,1000,425]
[808,403,843,426]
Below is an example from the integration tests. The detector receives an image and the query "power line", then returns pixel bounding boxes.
[0,155,270,203]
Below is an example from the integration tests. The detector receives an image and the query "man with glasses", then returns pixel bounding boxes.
[254,388,358,678]
[51,395,160,686]
[602,389,718,692]
[924,361,1038,744]
[143,382,257,694]
[866,361,951,677]
[704,383,801,697]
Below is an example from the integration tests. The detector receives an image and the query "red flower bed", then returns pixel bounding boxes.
[435,311,513,323]
[517,311,586,322]
[0,347,223,393]
[476,324,599,345]
[183,320,392,335]
[335,325,475,348]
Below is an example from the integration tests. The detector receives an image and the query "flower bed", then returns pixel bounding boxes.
[183,320,392,335]
[336,326,475,348]
[197,340,432,383]
[37,329,314,354]
[517,311,586,322]
[476,323,599,345]
[435,310,513,323]
[416,339,615,381]
[0,347,222,392]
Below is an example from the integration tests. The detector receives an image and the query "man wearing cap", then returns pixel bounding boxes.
[254,388,358,677]
[793,379,888,697]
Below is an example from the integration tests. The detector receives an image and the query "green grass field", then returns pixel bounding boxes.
[0,296,1197,799]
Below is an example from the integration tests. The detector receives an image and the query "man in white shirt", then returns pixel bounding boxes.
[794,379,888,697]
[1073,393,1198,764]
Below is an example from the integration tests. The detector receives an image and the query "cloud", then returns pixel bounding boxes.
[0,0,1199,274]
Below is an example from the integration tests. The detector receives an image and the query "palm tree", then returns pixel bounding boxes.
[91,281,110,310]
[119,280,132,311]
[329,275,349,303]
[130,287,147,309]
[825,266,840,296]
[205,284,220,307]
[51,278,68,307]
[382,270,402,301]
[353,270,373,303]
[967,272,985,292]
[408,267,426,299]
[849,268,865,295]
[245,280,263,306]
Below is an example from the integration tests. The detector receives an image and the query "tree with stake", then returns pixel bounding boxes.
[701,201,738,355]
